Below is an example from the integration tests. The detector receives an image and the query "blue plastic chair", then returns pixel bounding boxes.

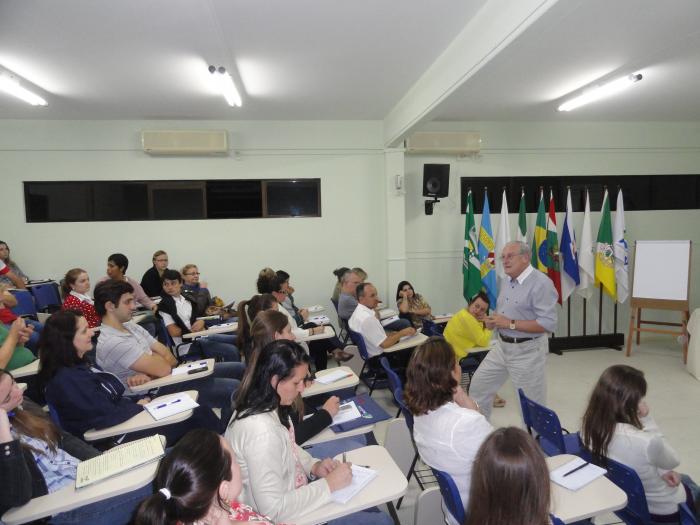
[9,289,38,318]
[380,356,403,417]
[347,328,386,395]
[579,449,650,525]
[29,282,62,313]
[550,515,565,525]
[518,388,581,456]
[421,318,444,337]
[680,502,698,525]
[431,467,466,525]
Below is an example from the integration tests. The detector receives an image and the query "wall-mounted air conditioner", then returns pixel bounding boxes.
[405,131,481,156]
[141,130,228,155]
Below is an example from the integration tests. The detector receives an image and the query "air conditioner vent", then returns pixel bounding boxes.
[405,131,481,155]
[142,130,228,155]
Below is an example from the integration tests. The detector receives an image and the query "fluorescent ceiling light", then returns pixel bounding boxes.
[208,65,242,107]
[557,73,642,112]
[0,73,48,106]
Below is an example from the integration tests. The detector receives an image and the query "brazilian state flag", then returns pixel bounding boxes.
[531,190,547,272]
[595,189,617,299]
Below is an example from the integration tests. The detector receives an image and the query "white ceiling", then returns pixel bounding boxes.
[1,0,699,130]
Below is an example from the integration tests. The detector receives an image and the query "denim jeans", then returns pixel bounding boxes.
[328,507,394,525]
[192,336,240,362]
[49,481,151,524]
[383,318,412,331]
[5,318,43,355]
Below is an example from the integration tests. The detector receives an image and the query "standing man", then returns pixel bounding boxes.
[469,241,558,420]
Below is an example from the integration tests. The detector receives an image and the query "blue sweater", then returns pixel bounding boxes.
[44,363,143,438]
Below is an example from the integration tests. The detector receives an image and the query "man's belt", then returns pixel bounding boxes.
[499,334,536,344]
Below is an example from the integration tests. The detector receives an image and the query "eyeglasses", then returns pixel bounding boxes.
[185,272,200,275]
[155,258,168,263]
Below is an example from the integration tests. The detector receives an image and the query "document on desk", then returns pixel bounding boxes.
[144,393,199,420]
[308,315,331,325]
[550,457,606,491]
[380,315,399,327]
[315,369,353,384]
[171,361,209,376]
[331,465,378,504]
[75,434,165,488]
[331,400,362,425]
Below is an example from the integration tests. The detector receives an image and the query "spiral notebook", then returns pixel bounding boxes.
[330,465,378,504]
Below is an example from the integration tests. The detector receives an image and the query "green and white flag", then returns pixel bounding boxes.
[517,188,527,243]
[463,189,482,302]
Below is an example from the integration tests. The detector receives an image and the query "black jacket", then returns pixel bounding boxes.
[140,266,163,298]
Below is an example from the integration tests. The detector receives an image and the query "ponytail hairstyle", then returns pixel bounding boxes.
[0,369,61,454]
[133,430,232,525]
[256,267,276,294]
[249,309,290,361]
[236,293,278,354]
[61,268,87,297]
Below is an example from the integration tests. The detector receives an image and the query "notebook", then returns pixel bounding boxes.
[550,457,606,491]
[330,465,378,504]
[75,434,165,489]
[143,393,199,420]
[331,400,362,426]
[315,369,353,384]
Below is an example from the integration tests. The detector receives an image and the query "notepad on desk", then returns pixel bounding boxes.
[315,369,353,384]
[550,457,606,491]
[171,361,209,376]
[76,434,165,489]
[331,400,362,426]
[143,393,199,420]
[331,465,378,504]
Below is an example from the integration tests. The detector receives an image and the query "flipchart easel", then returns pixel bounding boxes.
[626,240,692,362]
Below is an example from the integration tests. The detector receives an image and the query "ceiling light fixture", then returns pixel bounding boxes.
[557,73,642,112]
[208,65,242,107]
[0,73,48,106]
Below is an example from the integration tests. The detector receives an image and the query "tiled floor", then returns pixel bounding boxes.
[354,338,699,525]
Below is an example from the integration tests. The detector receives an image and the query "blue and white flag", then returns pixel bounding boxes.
[478,190,498,308]
[560,188,580,301]
[613,188,629,303]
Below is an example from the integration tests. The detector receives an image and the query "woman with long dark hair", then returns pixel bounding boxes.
[134,429,278,525]
[235,293,278,361]
[0,367,151,523]
[395,280,432,329]
[466,427,551,525]
[226,340,391,525]
[581,365,700,522]
[39,310,220,445]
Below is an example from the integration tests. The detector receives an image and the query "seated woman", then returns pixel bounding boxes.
[226,340,392,525]
[396,280,432,329]
[39,310,220,445]
[466,426,551,525]
[140,250,169,298]
[62,268,101,328]
[443,291,505,408]
[0,318,35,371]
[0,240,28,288]
[404,337,493,525]
[331,267,350,305]
[0,367,152,524]
[581,365,700,523]
[236,293,279,362]
[158,270,239,362]
[134,429,278,525]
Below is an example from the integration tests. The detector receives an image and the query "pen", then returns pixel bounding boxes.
[331,373,354,383]
[563,461,589,477]
[342,452,347,463]
[156,398,183,409]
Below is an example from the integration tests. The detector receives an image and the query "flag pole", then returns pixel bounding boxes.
[598,285,603,335]
[582,184,588,336]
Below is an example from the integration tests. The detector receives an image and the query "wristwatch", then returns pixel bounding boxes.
[509,319,516,330]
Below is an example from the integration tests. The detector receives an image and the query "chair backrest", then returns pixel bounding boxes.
[9,289,38,318]
[379,356,403,394]
[679,502,698,525]
[29,282,62,312]
[421,318,444,337]
[394,387,414,432]
[348,329,370,361]
[415,486,443,525]
[518,388,567,455]
[579,449,651,525]
[383,417,415,477]
[550,515,566,525]
[431,467,466,525]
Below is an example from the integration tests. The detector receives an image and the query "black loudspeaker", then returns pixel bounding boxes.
[422,164,450,198]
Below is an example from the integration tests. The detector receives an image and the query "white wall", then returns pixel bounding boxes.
[0,120,389,311]
[404,122,700,339]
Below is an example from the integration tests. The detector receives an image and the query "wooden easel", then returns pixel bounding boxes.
[626,240,691,363]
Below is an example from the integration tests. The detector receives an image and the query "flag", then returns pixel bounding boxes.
[595,189,616,300]
[577,189,595,299]
[463,189,482,302]
[495,188,511,281]
[560,188,580,302]
[613,188,629,303]
[546,190,562,304]
[517,188,527,243]
[478,190,498,308]
[531,189,547,272]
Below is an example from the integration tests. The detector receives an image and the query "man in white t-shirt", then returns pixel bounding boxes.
[348,282,416,357]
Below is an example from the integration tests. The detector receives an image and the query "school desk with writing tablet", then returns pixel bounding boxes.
[547,454,627,523]
[129,358,215,392]
[11,359,39,378]
[1,457,157,525]
[182,322,238,339]
[294,445,407,525]
[301,422,375,446]
[83,390,198,441]
[299,325,335,342]
[383,332,428,353]
[302,367,359,398]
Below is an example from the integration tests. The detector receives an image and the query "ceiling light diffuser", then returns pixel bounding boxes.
[0,73,48,106]
[557,73,642,112]
[208,65,242,107]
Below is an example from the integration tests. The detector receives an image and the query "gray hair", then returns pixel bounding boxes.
[341,270,359,285]
[504,241,530,257]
